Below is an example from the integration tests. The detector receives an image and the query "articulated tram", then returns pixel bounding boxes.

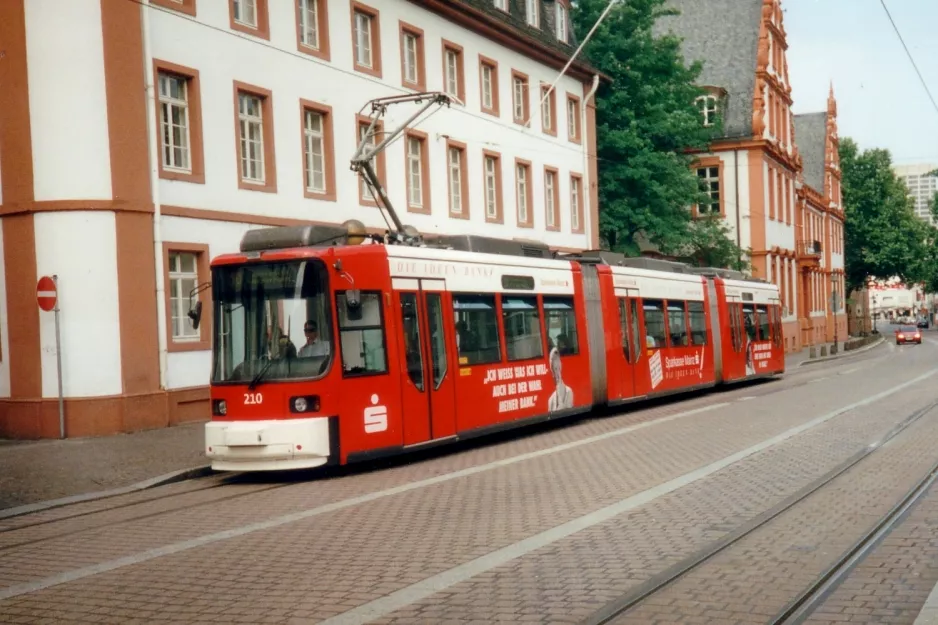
[199,223,785,472]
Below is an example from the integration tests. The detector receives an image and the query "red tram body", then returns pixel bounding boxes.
[203,227,784,471]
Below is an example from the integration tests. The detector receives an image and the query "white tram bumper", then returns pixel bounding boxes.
[205,417,332,472]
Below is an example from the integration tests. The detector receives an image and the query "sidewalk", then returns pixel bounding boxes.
[0,421,209,511]
[784,334,886,369]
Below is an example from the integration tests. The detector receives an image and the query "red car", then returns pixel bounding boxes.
[896,326,922,345]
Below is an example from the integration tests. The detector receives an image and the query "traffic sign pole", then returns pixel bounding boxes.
[36,275,64,439]
[53,275,64,439]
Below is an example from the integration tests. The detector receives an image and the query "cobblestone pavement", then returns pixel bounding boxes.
[0,337,928,624]
[802,474,938,625]
[0,422,207,510]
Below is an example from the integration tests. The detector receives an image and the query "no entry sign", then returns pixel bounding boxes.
[37,276,57,312]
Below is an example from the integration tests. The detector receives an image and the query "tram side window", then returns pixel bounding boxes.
[453,294,501,365]
[643,299,667,348]
[544,297,579,356]
[688,301,708,346]
[756,305,770,341]
[742,304,758,343]
[666,301,688,346]
[336,291,387,376]
[502,296,544,361]
[618,299,632,362]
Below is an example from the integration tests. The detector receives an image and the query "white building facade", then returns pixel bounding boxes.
[894,163,938,226]
[0,0,602,438]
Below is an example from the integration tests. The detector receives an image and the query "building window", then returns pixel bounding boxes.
[483,151,503,223]
[298,0,319,48]
[516,160,533,226]
[300,100,335,201]
[696,95,718,127]
[571,174,583,232]
[447,140,468,217]
[169,252,199,341]
[238,93,264,183]
[696,165,720,214]
[512,70,529,124]
[158,73,190,173]
[541,84,556,135]
[479,56,499,116]
[233,0,256,27]
[304,110,325,194]
[151,0,196,16]
[403,32,419,84]
[352,3,381,77]
[164,244,210,352]
[405,131,430,213]
[556,3,568,42]
[526,0,539,27]
[154,62,204,184]
[356,116,387,207]
[296,0,330,59]
[442,41,464,102]
[545,168,559,230]
[234,82,275,192]
[567,94,581,142]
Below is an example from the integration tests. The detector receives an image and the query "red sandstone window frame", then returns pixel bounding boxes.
[233,81,277,194]
[442,40,466,104]
[163,242,211,353]
[296,0,331,61]
[229,0,270,40]
[299,99,337,202]
[351,2,382,79]
[355,115,387,208]
[692,156,724,217]
[404,129,431,215]
[153,60,205,185]
[399,21,427,91]
[479,55,500,117]
[511,69,530,125]
[566,93,581,144]
[540,84,557,137]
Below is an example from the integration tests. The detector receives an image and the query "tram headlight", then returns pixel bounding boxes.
[213,399,227,416]
[290,396,320,413]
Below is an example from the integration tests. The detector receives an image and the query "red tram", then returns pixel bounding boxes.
[199,224,784,472]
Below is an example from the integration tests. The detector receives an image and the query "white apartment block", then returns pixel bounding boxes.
[0,0,602,438]
[894,163,938,225]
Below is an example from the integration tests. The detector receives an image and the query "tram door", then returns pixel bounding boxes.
[397,279,457,446]
[618,289,642,399]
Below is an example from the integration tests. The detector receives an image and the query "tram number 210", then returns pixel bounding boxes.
[244,392,263,405]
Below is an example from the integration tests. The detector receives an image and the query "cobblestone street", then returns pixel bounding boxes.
[0,338,937,624]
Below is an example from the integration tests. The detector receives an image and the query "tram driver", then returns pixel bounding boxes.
[298,320,330,358]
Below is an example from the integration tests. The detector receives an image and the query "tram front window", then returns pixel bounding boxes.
[212,259,333,385]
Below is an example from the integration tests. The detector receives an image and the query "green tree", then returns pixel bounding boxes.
[682,216,751,271]
[572,0,739,263]
[840,137,933,292]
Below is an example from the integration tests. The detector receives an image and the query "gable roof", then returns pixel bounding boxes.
[654,0,764,139]
[793,112,827,192]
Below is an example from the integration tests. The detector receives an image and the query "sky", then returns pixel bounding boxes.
[784,0,938,166]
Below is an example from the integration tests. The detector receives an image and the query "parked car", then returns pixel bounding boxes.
[918,318,930,329]
[895,326,922,345]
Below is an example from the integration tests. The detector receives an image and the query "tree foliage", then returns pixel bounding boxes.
[840,137,933,292]
[571,0,745,267]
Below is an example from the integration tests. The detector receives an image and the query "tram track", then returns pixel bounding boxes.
[581,397,938,625]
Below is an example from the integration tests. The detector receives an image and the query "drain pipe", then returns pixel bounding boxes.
[582,74,600,248]
[141,0,168,390]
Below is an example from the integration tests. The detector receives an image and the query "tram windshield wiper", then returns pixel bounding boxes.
[248,358,273,390]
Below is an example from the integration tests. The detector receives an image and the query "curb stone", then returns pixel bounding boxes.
[796,336,885,367]
[0,464,214,520]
